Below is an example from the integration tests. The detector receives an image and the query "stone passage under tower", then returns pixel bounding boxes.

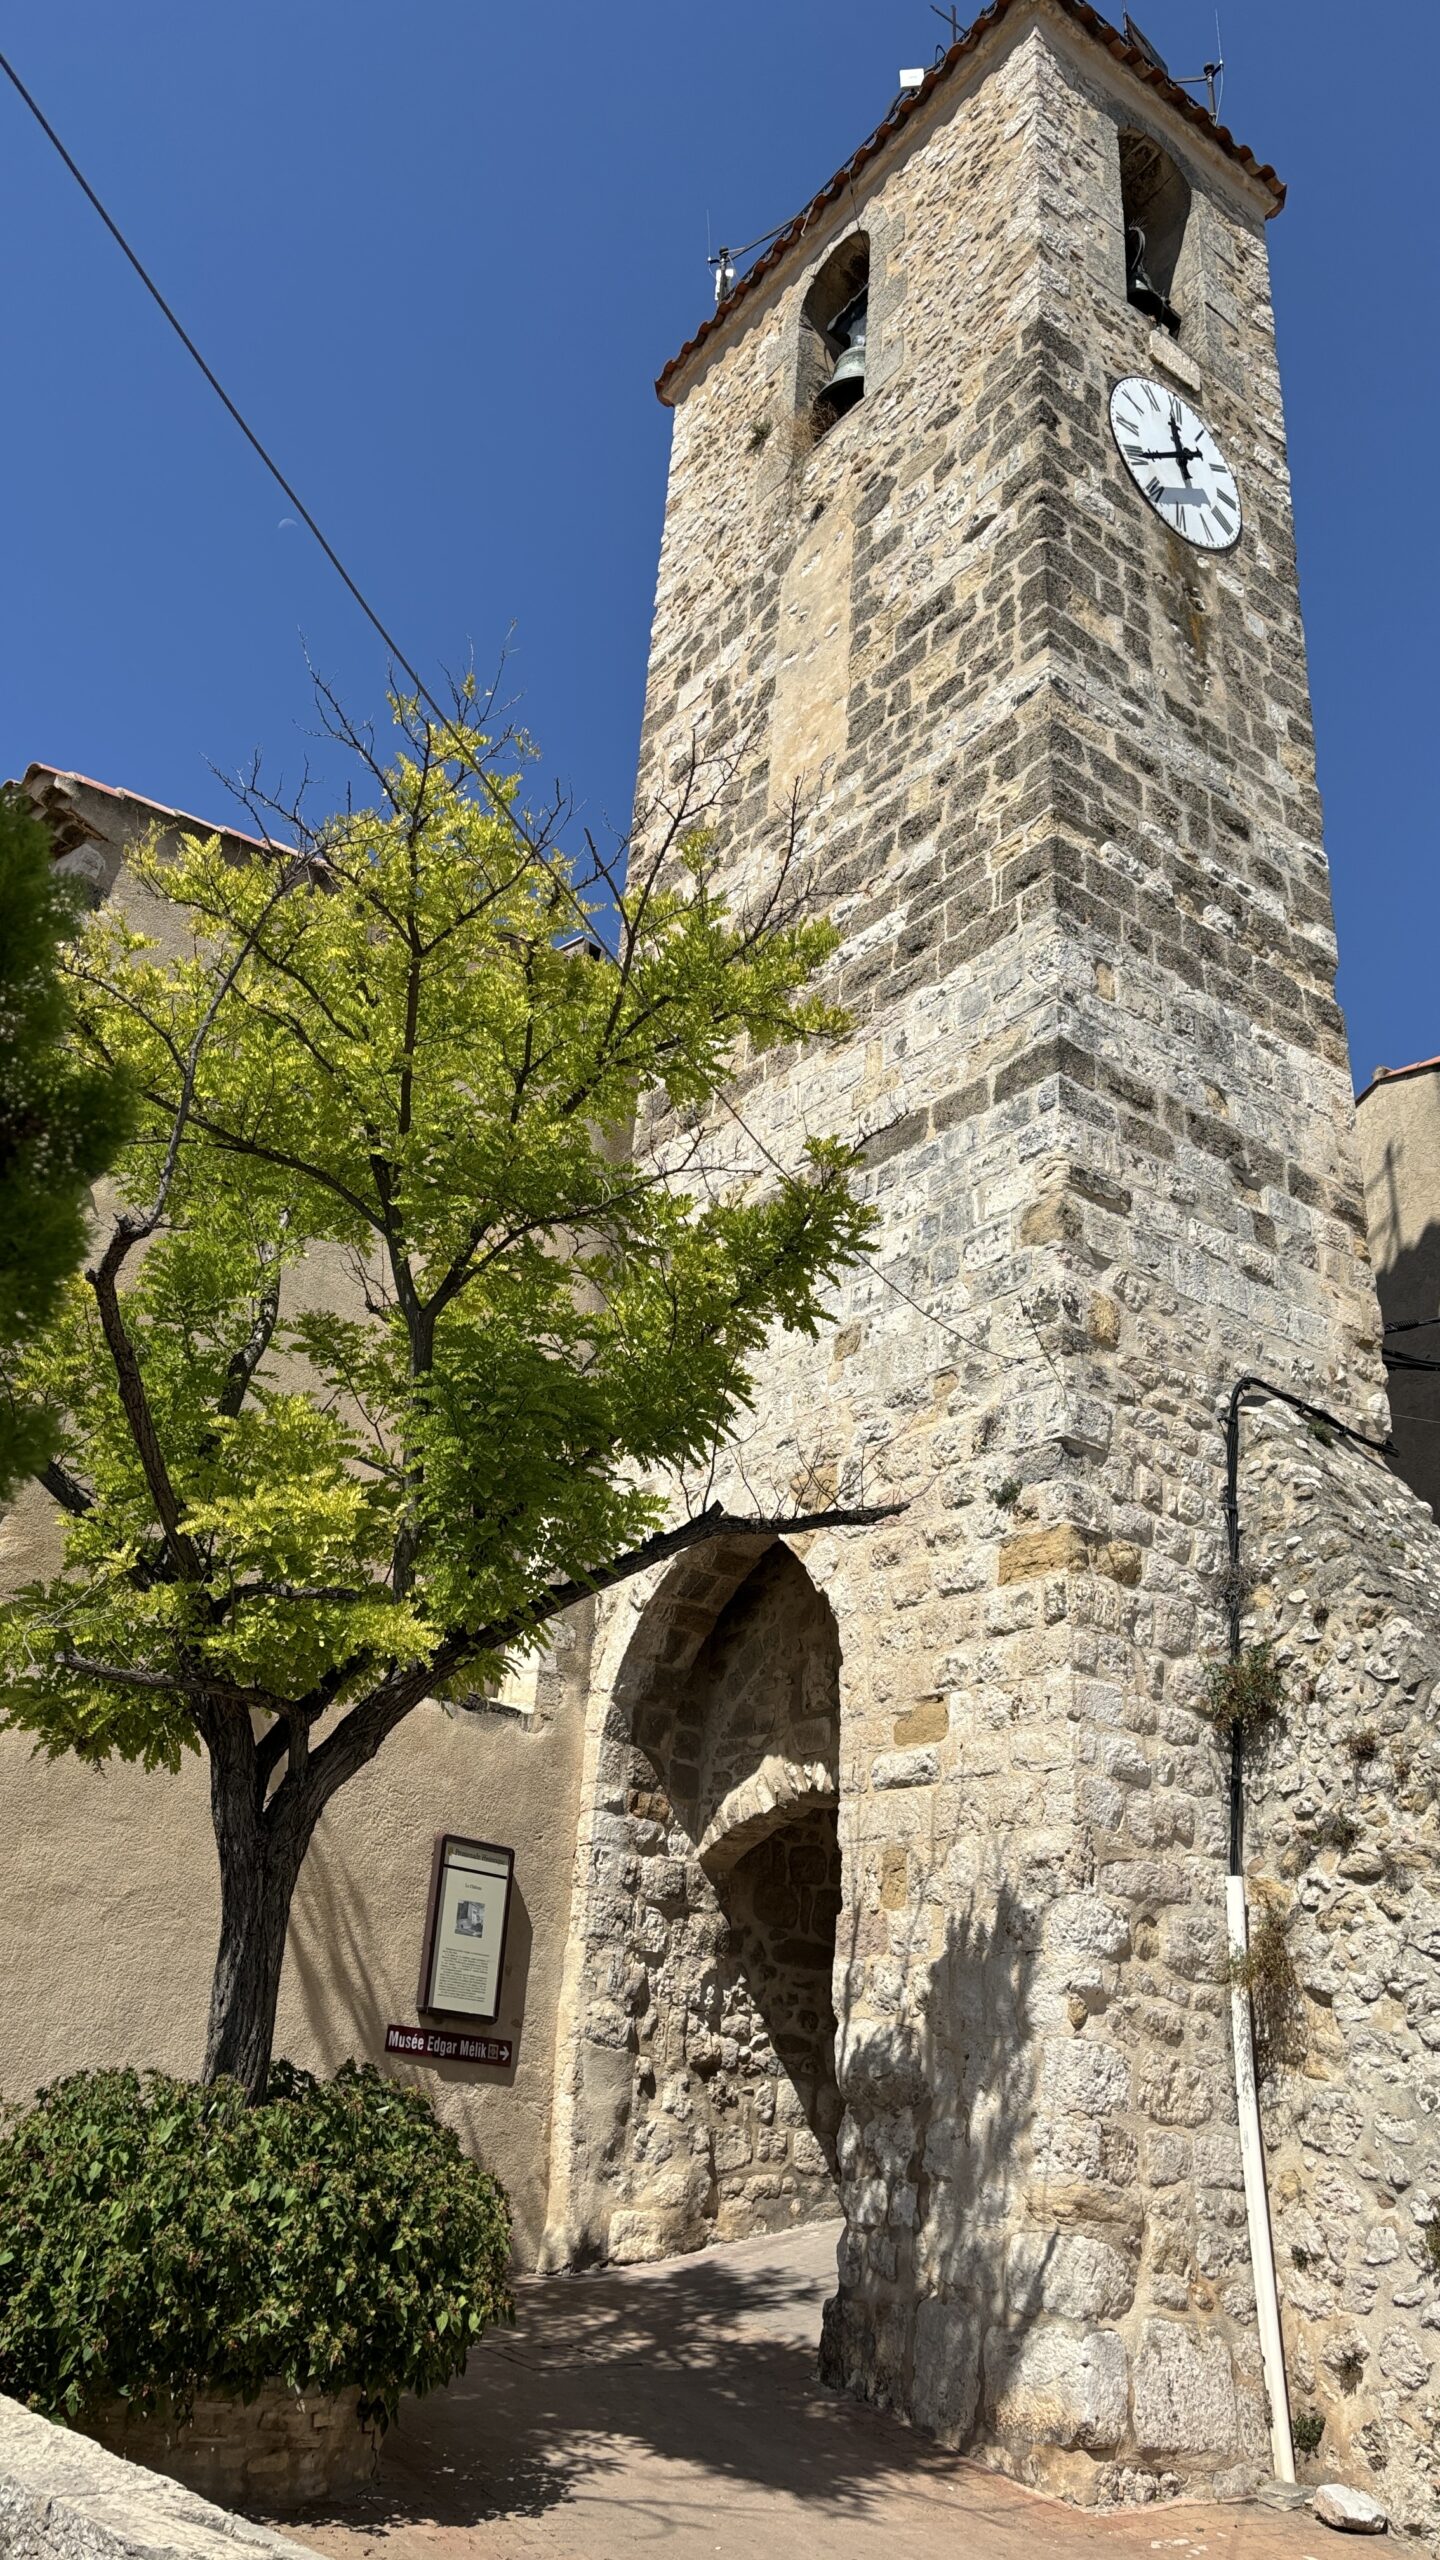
[572,1540,844,2263]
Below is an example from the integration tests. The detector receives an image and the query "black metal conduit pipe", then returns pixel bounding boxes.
[1221,1374,1394,1876]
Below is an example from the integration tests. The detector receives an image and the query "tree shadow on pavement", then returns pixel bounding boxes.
[277,2229,971,2536]
[259,1884,1041,2543]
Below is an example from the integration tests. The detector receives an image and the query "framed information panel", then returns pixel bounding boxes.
[417,1835,515,2023]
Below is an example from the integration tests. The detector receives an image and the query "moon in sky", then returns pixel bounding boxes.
[277,516,297,531]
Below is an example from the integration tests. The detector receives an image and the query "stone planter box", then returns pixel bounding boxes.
[83,2382,379,2512]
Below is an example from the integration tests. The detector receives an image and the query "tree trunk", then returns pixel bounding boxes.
[201,1720,313,2102]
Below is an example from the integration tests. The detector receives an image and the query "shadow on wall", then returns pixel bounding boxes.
[823,1878,1050,2453]
[284,1811,534,2091]
[1368,1207,1440,1522]
[714,1802,844,2173]
[287,1821,391,2064]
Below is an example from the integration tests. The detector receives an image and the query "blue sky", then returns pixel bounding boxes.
[1,2,1434,1090]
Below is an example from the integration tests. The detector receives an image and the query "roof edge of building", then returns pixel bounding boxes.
[1357,1056,1440,1108]
[18,762,282,861]
[655,0,1285,407]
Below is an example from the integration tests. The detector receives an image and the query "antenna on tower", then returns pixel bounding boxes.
[704,214,792,308]
[1125,9,1225,120]
[930,5,963,59]
[705,211,734,309]
[1123,13,1170,75]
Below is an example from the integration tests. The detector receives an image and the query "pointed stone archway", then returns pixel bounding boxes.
[548,1538,844,2266]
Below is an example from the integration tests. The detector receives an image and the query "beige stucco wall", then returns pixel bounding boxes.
[0,1624,588,2262]
[0,773,590,2264]
[1357,1066,1440,1520]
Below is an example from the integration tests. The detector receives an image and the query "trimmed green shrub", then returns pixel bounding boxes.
[0,2062,512,2428]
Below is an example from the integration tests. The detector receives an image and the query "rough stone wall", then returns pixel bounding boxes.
[551,0,1411,2508]
[1236,1402,1440,2544]
[84,2384,375,2512]
[0,2390,315,2560]
[718,1806,844,2173]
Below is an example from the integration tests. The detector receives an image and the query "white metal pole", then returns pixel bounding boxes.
[1226,1871,1295,2484]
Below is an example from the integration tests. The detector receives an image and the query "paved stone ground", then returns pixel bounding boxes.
[286,2226,1407,2560]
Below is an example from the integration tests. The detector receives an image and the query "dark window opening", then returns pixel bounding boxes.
[800,234,870,439]
[1119,130,1191,337]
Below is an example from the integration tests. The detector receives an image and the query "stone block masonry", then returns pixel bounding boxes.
[545,0,1440,2518]
[0,2391,317,2560]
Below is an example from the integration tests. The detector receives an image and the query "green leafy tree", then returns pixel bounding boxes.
[0,786,129,1495]
[0,694,884,2101]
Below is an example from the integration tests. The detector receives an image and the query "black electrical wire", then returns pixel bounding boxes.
[0,40,627,964]
[0,45,441,730]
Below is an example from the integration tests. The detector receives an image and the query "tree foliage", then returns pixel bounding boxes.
[0,2062,512,2426]
[0,692,880,2094]
[0,786,129,1497]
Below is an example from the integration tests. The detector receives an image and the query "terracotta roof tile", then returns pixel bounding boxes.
[1357,1056,1440,1106]
[657,0,1284,405]
[20,762,279,860]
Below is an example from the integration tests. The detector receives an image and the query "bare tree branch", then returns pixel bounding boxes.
[54,1654,274,1715]
[295,1494,904,1822]
[217,1223,287,1421]
[40,1459,93,1518]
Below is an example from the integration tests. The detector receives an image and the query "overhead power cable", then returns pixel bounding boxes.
[0,41,627,963]
[0,46,440,730]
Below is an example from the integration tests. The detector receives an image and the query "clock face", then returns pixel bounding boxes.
[1109,376,1242,553]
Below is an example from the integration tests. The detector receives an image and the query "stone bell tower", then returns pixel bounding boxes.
[545,0,1394,2505]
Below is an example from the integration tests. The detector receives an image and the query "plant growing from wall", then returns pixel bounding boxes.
[0,2062,511,2425]
[1229,1902,1305,2080]
[0,688,886,2101]
[0,787,129,1499]
[1202,1638,1285,1740]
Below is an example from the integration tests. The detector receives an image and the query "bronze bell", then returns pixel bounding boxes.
[1125,224,1180,337]
[821,294,868,415]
